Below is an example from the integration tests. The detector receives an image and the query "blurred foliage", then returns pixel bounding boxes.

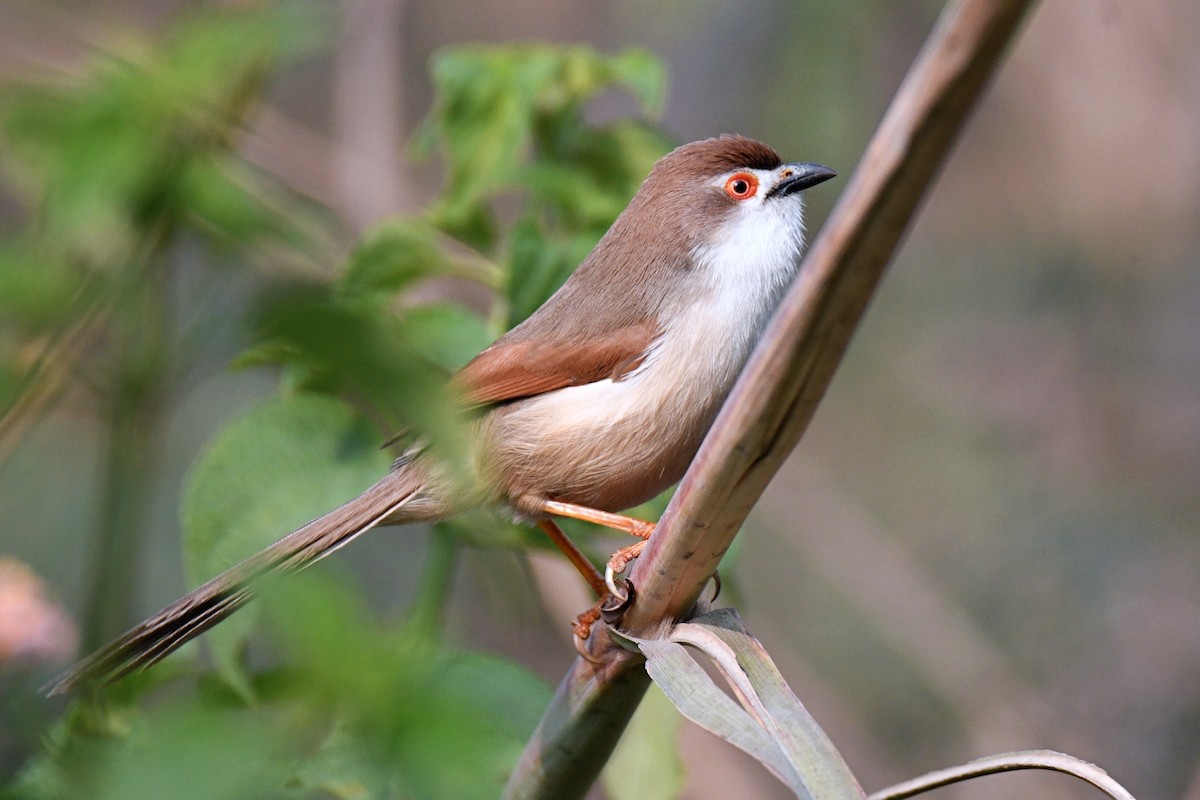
[0,0,338,662]
[11,574,552,800]
[0,3,326,455]
[180,394,395,699]
[1,3,679,798]
[414,45,669,324]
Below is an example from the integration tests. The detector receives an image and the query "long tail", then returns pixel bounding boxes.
[46,465,444,695]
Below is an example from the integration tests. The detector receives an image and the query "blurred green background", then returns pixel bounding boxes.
[1,1,1198,799]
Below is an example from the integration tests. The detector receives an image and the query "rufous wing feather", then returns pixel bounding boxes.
[453,319,660,406]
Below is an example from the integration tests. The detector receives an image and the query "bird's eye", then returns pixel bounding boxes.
[723,172,759,200]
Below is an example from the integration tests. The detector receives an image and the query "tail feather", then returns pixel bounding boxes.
[46,467,439,695]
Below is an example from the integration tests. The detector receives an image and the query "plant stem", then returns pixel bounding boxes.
[407,526,459,638]
[503,651,650,800]
[81,227,172,652]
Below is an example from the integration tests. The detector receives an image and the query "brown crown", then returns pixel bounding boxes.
[655,135,783,179]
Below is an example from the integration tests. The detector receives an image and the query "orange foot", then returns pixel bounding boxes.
[572,602,604,663]
[605,540,646,596]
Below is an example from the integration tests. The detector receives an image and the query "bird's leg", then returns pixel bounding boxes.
[536,498,655,605]
[538,500,655,541]
[536,519,606,597]
[530,500,656,648]
[532,518,608,657]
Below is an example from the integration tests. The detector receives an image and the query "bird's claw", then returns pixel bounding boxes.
[707,570,722,601]
[572,570,636,664]
[604,540,646,596]
[573,605,605,664]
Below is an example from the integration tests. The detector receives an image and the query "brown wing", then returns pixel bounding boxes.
[453,319,659,406]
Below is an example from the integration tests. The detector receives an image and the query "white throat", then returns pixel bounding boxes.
[686,191,808,366]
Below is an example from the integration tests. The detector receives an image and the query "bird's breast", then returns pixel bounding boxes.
[482,282,781,515]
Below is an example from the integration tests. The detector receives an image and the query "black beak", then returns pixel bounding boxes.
[766,162,837,199]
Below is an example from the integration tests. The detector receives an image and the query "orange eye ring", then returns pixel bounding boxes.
[723,172,759,201]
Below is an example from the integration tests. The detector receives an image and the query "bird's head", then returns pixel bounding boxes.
[644,134,835,249]
[549,136,836,327]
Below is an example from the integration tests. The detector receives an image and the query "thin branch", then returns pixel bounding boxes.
[867,750,1136,800]
[503,0,1037,797]
[0,303,101,460]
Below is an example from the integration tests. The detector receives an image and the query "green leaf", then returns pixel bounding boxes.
[397,303,492,372]
[249,288,467,455]
[0,239,88,332]
[176,158,299,247]
[263,573,553,800]
[577,120,674,196]
[89,707,293,800]
[602,683,685,800]
[338,218,455,299]
[181,393,392,694]
[292,722,383,800]
[505,218,598,325]
[515,162,630,228]
[0,3,324,265]
[1,78,151,262]
[16,705,295,800]
[417,44,668,249]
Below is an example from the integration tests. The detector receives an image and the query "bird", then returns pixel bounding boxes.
[47,135,835,694]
